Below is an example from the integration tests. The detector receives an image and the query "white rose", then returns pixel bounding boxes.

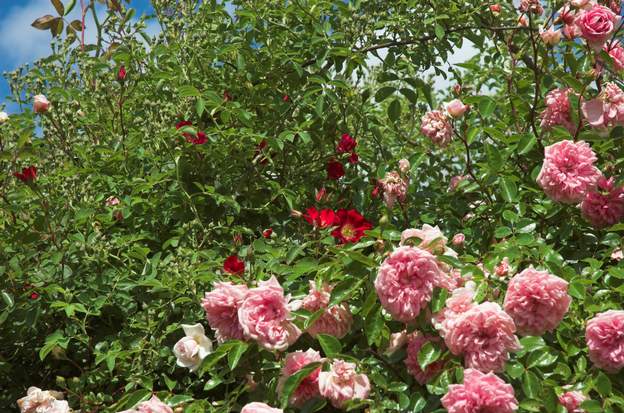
[173,323,212,372]
[0,111,8,123]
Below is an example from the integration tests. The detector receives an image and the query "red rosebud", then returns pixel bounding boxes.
[117,66,127,82]
[348,152,359,164]
[371,185,380,199]
[336,133,357,153]
[224,90,233,102]
[327,159,345,180]
[262,228,273,238]
[223,255,245,275]
[489,4,501,13]
[13,166,37,183]
[331,209,373,244]
[315,187,327,202]
[233,233,243,246]
[30,292,39,300]
[282,95,289,102]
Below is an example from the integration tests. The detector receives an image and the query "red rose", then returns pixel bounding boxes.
[331,209,372,244]
[348,152,359,164]
[30,292,39,300]
[327,159,345,180]
[304,207,336,228]
[283,95,289,102]
[223,255,245,275]
[262,228,273,238]
[188,131,207,145]
[336,133,357,153]
[117,66,127,81]
[13,166,37,182]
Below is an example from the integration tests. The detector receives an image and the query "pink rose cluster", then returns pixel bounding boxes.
[580,176,624,228]
[503,268,571,336]
[442,369,518,413]
[301,281,353,338]
[202,277,301,351]
[585,310,624,372]
[240,402,283,413]
[575,4,620,50]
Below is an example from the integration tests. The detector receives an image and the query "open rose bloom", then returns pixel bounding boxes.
[172,323,212,372]
[585,310,624,372]
[575,4,620,50]
[442,369,518,413]
[277,349,322,406]
[559,390,588,413]
[404,332,447,384]
[202,282,249,342]
[240,402,283,413]
[302,281,352,338]
[318,360,371,408]
[17,387,69,413]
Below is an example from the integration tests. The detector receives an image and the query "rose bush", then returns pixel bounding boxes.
[2,0,624,412]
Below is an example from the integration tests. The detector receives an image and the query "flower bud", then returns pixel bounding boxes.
[446,99,469,118]
[33,94,50,114]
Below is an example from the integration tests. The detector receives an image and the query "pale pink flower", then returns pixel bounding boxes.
[400,224,447,253]
[404,332,447,384]
[238,276,301,351]
[421,110,453,147]
[582,82,624,127]
[575,5,620,50]
[586,310,624,372]
[386,330,409,354]
[559,391,588,413]
[202,282,249,342]
[277,349,322,406]
[449,175,468,191]
[318,360,371,408]
[374,246,443,322]
[240,402,283,413]
[445,301,521,372]
[446,99,469,118]
[495,257,511,277]
[441,369,518,413]
[432,281,477,338]
[33,95,50,114]
[581,177,624,228]
[0,111,8,124]
[518,15,529,27]
[605,42,624,71]
[563,23,582,39]
[519,0,544,14]
[380,171,408,208]
[611,248,624,261]
[398,158,410,174]
[302,282,352,339]
[105,196,120,207]
[173,323,212,372]
[541,28,562,45]
[536,140,601,204]
[136,396,173,413]
[452,233,465,247]
[540,88,576,134]
[17,388,69,413]
[557,4,576,25]
[503,268,571,336]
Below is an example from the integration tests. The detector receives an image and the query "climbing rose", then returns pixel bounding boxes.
[336,133,357,153]
[327,159,345,180]
[612,248,624,261]
[302,281,352,338]
[605,42,624,71]
[262,228,273,238]
[318,360,371,408]
[495,257,511,277]
[117,65,127,81]
[14,166,37,183]
[348,152,359,164]
[536,140,601,204]
[331,209,372,244]
[398,158,410,173]
[575,5,620,50]
[173,323,213,372]
[557,4,576,25]
[33,95,50,113]
[240,403,282,413]
[380,171,408,208]
[304,207,336,229]
[105,196,120,207]
[585,310,624,372]
[452,233,465,247]
[540,88,576,133]
[519,0,544,14]
[441,369,518,413]
[223,255,245,275]
[375,246,444,322]
[503,268,571,336]
[571,0,591,8]
[277,349,322,406]
[582,82,624,128]
[540,27,562,45]
[17,388,69,413]
[432,281,477,338]
[386,330,409,354]
[445,301,521,372]
[132,395,173,413]
[202,282,249,342]
[581,177,624,228]
[400,224,447,254]
[421,110,453,146]
[446,99,469,118]
[559,391,588,413]
[404,332,447,384]
[238,276,301,351]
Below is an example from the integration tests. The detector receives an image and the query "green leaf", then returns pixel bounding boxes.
[196,98,206,118]
[499,177,518,203]
[64,0,76,15]
[388,99,401,122]
[120,389,151,410]
[417,341,441,370]
[519,336,546,353]
[178,85,201,98]
[279,362,322,408]
[375,86,395,102]
[167,395,194,406]
[594,371,612,397]
[226,341,249,370]
[568,280,585,299]
[517,133,536,155]
[522,371,542,399]
[1,292,14,308]
[317,334,342,357]
[51,0,64,15]
[581,400,603,413]
[31,15,56,30]
[479,97,497,117]
[434,24,445,39]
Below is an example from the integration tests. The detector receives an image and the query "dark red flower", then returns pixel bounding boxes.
[30,292,39,300]
[331,209,372,244]
[304,207,336,228]
[223,255,245,275]
[117,66,127,81]
[348,152,359,164]
[283,95,289,102]
[262,228,273,238]
[327,159,345,180]
[254,139,270,165]
[337,133,357,153]
[188,131,207,145]
[224,90,233,102]
[13,166,37,182]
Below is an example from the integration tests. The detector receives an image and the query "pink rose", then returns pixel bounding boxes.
[302,282,352,338]
[519,0,544,14]
[518,15,529,27]
[582,82,624,128]
[105,196,120,207]
[557,5,576,25]
[238,276,301,351]
[318,360,371,408]
[404,332,447,384]
[605,42,624,71]
[432,281,476,337]
[446,99,469,118]
[612,248,624,261]
[173,323,212,372]
[442,369,518,413]
[489,4,501,14]
[17,388,69,413]
[135,396,173,413]
[559,390,588,413]
[202,282,249,342]
[540,28,562,45]
[240,402,283,413]
[586,310,624,372]
[380,171,408,208]
[581,177,624,228]
[540,88,577,134]
[495,257,511,277]
[572,0,592,9]
[33,95,50,114]
[277,349,322,406]
[400,224,447,253]
[421,110,453,146]
[449,175,468,191]
[398,158,410,174]
[575,5,620,50]
[451,233,465,247]
[503,267,571,336]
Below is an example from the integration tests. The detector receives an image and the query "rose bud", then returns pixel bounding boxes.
[446,99,469,118]
[33,95,50,114]
[117,65,127,82]
[540,28,562,46]
[398,159,410,174]
[489,4,501,14]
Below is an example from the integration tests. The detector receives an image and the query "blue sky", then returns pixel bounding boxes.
[0,0,154,113]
